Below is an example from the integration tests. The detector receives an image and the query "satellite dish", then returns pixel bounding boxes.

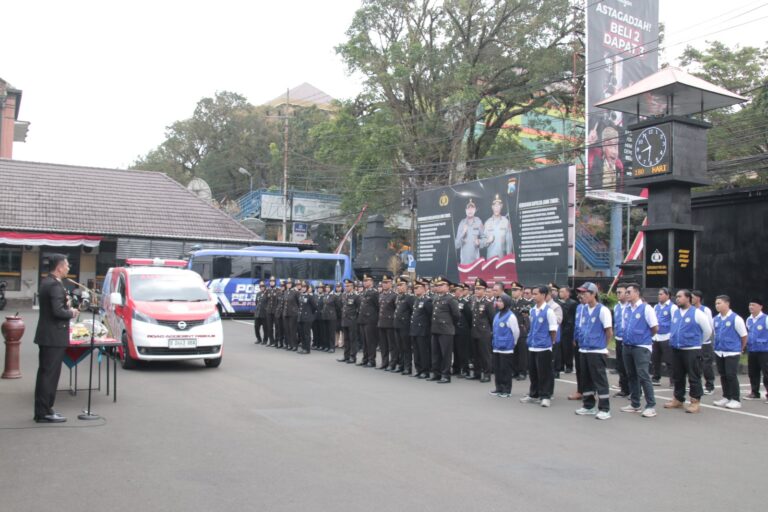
[187,178,213,203]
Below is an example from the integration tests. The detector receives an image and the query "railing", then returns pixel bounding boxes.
[576,221,610,271]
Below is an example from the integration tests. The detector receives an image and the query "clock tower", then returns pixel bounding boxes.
[596,67,747,298]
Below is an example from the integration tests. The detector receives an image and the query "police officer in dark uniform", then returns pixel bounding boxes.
[453,282,473,378]
[410,277,433,379]
[282,278,300,351]
[510,281,532,380]
[298,280,318,354]
[430,276,461,383]
[470,278,495,382]
[264,277,278,346]
[253,282,268,344]
[377,274,398,371]
[338,279,360,363]
[273,280,285,348]
[357,275,380,367]
[321,284,340,352]
[394,276,415,374]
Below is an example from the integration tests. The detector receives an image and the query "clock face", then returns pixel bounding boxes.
[634,126,668,168]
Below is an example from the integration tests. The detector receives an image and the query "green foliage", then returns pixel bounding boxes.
[336,0,581,185]
[679,41,768,188]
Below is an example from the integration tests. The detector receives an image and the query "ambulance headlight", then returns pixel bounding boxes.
[203,310,221,324]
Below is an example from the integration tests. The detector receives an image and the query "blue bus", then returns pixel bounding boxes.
[187,247,351,315]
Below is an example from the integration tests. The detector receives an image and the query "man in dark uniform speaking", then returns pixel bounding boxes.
[34,253,78,423]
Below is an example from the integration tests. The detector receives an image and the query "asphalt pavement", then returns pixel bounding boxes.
[1,310,766,512]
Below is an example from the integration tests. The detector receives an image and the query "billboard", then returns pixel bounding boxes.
[586,0,659,191]
[416,164,576,286]
[260,192,343,224]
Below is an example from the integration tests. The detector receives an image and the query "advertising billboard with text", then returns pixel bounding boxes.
[416,165,576,286]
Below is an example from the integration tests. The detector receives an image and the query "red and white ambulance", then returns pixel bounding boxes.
[101,258,223,369]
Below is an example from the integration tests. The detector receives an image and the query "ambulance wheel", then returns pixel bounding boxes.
[204,357,222,368]
[121,332,138,370]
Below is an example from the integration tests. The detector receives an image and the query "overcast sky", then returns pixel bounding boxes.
[4,0,767,169]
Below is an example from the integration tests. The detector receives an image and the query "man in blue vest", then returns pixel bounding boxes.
[652,288,678,387]
[520,286,558,407]
[713,295,748,409]
[620,283,660,418]
[611,284,630,398]
[665,289,713,414]
[692,290,716,395]
[745,298,768,401]
[574,282,613,420]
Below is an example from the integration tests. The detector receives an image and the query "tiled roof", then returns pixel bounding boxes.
[0,159,260,243]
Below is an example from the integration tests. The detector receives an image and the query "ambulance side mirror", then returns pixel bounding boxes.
[110,292,123,307]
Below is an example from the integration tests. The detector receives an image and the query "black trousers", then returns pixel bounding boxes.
[413,335,430,375]
[748,351,768,396]
[363,323,379,365]
[342,326,357,361]
[512,336,528,377]
[326,319,337,349]
[398,328,412,371]
[715,354,741,401]
[701,343,716,391]
[614,338,629,394]
[493,352,514,394]
[265,314,275,345]
[573,340,585,393]
[473,336,492,374]
[552,341,562,374]
[671,348,703,401]
[254,316,266,342]
[453,329,470,373]
[300,321,313,352]
[283,316,297,349]
[580,352,610,411]
[528,350,554,399]
[561,332,575,370]
[34,345,67,418]
[652,339,672,380]
[379,328,397,368]
[275,315,284,347]
[431,334,453,378]
[312,320,322,348]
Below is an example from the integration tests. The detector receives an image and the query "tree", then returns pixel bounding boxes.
[336,0,581,188]
[679,41,768,184]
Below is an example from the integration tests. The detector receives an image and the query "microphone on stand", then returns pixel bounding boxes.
[68,279,101,421]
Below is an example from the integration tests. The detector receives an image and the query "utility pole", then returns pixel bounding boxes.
[282,88,290,242]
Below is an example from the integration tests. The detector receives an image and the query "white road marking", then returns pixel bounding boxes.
[555,378,768,421]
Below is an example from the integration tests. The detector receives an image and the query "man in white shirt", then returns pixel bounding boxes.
[692,290,716,395]
[665,289,713,414]
[745,298,768,401]
[713,295,748,409]
[520,286,558,408]
[620,283,660,418]
[574,282,613,420]
[652,288,678,387]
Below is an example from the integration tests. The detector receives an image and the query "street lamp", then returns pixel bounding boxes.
[238,167,254,217]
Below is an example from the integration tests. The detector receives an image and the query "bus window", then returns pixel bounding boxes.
[191,255,212,281]
[231,256,253,279]
[212,256,232,279]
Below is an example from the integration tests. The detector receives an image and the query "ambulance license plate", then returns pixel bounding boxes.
[169,338,197,349]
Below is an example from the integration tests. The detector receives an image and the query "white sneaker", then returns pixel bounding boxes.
[575,407,597,416]
[703,389,714,396]
[725,400,742,409]
[520,395,539,404]
[498,393,510,398]
[595,410,612,420]
[488,390,501,396]
[713,398,729,407]
[641,408,657,418]
[620,404,642,413]
[540,398,551,408]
